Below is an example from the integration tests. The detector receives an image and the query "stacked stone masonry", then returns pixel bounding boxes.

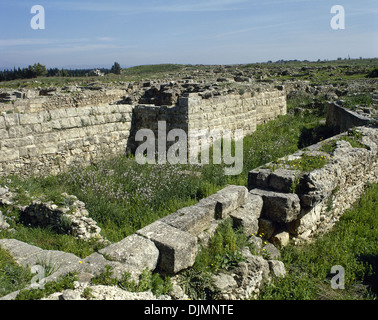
[0,88,286,177]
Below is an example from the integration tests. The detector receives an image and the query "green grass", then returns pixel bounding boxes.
[343,93,373,110]
[258,183,378,300]
[178,219,250,300]
[0,247,33,297]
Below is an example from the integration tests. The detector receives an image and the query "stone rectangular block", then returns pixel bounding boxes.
[49,109,67,120]
[137,221,197,274]
[248,169,272,190]
[19,113,45,125]
[208,185,248,219]
[230,193,263,235]
[250,188,301,224]
[0,149,19,162]
[160,200,216,236]
[4,113,19,127]
[269,169,302,193]
[99,234,159,273]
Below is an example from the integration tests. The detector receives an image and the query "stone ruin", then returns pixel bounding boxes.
[0,124,376,300]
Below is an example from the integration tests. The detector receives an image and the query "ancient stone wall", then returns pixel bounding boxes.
[0,87,286,177]
[326,101,374,132]
[131,89,287,153]
[0,103,133,177]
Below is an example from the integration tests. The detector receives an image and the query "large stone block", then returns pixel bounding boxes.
[248,169,271,190]
[250,188,301,224]
[208,185,248,219]
[230,193,263,235]
[99,234,159,272]
[160,201,216,236]
[268,169,302,193]
[136,221,197,274]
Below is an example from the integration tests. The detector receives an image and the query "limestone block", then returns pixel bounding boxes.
[248,169,272,190]
[38,142,58,155]
[160,201,216,236]
[99,234,159,272]
[271,231,290,247]
[65,108,78,118]
[230,193,263,235]
[250,188,301,224]
[19,113,45,125]
[230,206,259,236]
[19,145,38,157]
[208,185,248,219]
[137,220,197,273]
[268,260,286,278]
[0,149,19,162]
[3,113,19,127]
[49,108,68,120]
[269,169,302,193]
[75,106,93,117]
[0,116,5,129]
[0,129,8,139]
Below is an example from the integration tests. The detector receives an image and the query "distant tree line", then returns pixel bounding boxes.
[0,62,122,82]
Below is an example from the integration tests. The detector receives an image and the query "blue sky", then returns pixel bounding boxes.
[0,0,377,69]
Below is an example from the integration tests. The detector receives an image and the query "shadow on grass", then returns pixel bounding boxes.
[359,254,378,296]
[298,124,338,149]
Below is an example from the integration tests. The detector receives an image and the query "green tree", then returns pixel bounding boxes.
[110,62,121,75]
[31,63,47,77]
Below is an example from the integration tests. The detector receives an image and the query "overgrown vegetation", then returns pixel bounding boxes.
[258,183,378,300]
[15,272,78,300]
[87,265,172,298]
[178,219,249,300]
[0,247,33,297]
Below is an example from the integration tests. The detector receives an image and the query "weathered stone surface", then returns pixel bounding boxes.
[247,235,263,252]
[269,169,302,193]
[209,185,248,219]
[230,193,263,235]
[271,231,290,247]
[250,188,301,224]
[212,273,238,292]
[248,169,271,190]
[160,202,216,236]
[137,221,197,273]
[268,260,286,278]
[262,243,281,259]
[0,210,10,230]
[99,234,159,272]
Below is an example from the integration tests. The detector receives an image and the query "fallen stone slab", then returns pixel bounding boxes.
[209,185,248,219]
[249,188,301,224]
[0,239,81,271]
[160,202,216,236]
[137,221,197,274]
[99,234,159,273]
